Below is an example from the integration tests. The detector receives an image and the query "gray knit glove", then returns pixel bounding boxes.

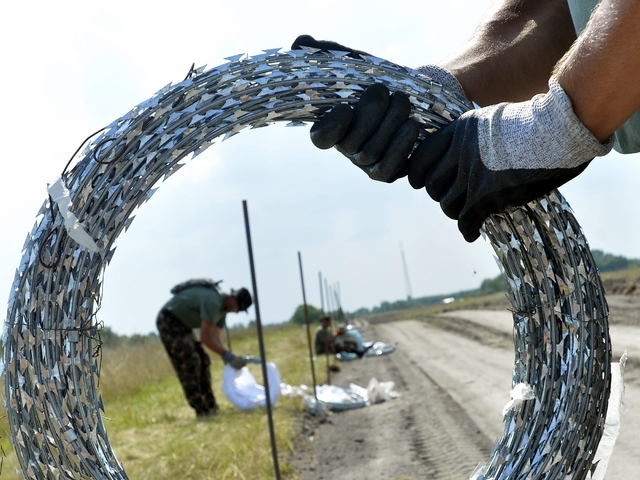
[291,35,467,182]
[416,64,467,100]
[406,76,613,242]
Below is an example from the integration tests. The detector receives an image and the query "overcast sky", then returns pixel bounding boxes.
[2,0,640,335]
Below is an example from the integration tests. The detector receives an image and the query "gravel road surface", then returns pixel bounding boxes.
[288,295,640,479]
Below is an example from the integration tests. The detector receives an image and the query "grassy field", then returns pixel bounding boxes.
[0,323,325,479]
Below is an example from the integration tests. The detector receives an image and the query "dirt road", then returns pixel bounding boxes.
[288,295,640,480]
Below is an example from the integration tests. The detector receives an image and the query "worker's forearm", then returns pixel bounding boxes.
[201,334,226,356]
[556,0,640,141]
[441,0,576,106]
[200,324,227,356]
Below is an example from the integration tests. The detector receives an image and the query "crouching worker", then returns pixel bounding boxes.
[314,315,366,357]
[156,278,253,417]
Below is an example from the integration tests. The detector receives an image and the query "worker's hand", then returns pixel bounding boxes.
[291,35,468,182]
[404,77,613,242]
[222,351,247,370]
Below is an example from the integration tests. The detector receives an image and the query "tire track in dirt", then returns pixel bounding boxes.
[385,325,496,479]
[288,300,640,479]
[288,319,503,479]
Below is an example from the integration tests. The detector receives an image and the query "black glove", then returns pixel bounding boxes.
[222,351,247,370]
[291,35,422,182]
[291,37,609,243]
[403,77,613,242]
[291,34,370,59]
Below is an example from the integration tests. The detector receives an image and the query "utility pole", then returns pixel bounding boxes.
[401,243,413,301]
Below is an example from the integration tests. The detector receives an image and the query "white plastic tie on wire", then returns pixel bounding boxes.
[502,383,535,417]
[47,177,100,253]
[586,351,627,480]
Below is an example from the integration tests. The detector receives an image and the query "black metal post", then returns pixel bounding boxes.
[318,272,330,384]
[326,282,336,333]
[242,200,281,480]
[333,283,343,323]
[318,271,325,314]
[298,252,318,407]
[324,279,336,382]
[224,323,232,351]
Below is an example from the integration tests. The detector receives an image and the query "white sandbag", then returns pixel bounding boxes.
[315,384,368,411]
[221,362,281,411]
[366,377,398,404]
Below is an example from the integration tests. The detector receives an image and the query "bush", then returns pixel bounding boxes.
[591,249,640,273]
[289,304,323,325]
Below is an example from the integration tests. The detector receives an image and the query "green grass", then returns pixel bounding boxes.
[0,323,322,479]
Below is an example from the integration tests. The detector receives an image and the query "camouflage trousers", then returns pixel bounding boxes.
[156,310,218,416]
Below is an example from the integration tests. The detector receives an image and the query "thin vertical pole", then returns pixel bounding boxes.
[324,278,332,321]
[298,252,318,406]
[336,281,348,326]
[401,243,413,301]
[242,200,281,480]
[318,272,325,314]
[326,283,332,317]
[224,324,232,351]
[326,282,337,373]
[319,273,331,384]
[333,283,341,322]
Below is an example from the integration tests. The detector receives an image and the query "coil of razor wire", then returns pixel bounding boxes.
[3,48,610,479]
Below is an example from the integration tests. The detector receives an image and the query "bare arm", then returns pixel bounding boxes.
[441,0,576,106]
[200,319,226,357]
[556,0,640,141]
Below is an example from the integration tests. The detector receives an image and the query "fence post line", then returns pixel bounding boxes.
[298,252,319,408]
[242,200,281,480]
[318,272,331,384]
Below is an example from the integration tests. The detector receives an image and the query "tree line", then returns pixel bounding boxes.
[288,248,640,323]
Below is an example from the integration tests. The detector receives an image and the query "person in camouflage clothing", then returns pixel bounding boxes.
[156,279,253,417]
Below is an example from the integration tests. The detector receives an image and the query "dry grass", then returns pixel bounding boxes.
[0,323,320,479]
[601,266,640,281]
[600,266,640,296]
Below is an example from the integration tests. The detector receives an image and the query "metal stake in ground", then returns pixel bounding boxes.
[242,200,281,480]
[298,252,319,409]
[318,272,325,314]
[318,272,333,385]
[319,272,331,385]
[324,278,332,322]
[224,323,232,351]
[333,283,343,323]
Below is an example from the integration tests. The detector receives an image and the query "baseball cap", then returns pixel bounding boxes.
[235,288,253,312]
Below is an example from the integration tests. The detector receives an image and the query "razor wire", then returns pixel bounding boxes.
[3,48,610,479]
